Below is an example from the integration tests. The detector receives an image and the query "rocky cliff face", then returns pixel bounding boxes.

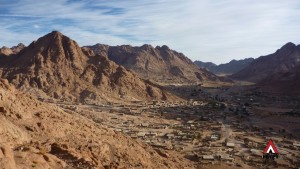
[0,31,175,102]
[87,44,221,84]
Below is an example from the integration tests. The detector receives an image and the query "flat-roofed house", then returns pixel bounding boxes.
[137,132,146,138]
[226,142,235,147]
[211,134,219,140]
[166,133,175,139]
[202,155,214,160]
[293,142,300,147]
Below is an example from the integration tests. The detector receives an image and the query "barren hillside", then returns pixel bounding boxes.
[231,42,300,82]
[87,44,221,84]
[0,79,194,169]
[0,31,176,103]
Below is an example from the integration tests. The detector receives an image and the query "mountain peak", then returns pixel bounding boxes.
[275,42,298,57]
[32,31,69,46]
[16,43,25,47]
[1,32,172,102]
[280,42,296,49]
[155,45,170,51]
[231,42,300,82]
[11,43,25,54]
[141,44,153,50]
[12,31,88,69]
[0,46,13,56]
[38,31,68,44]
[49,30,63,37]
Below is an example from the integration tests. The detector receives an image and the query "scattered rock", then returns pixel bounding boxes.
[154,149,169,158]
[0,145,17,169]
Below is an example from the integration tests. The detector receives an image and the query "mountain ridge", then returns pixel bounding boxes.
[231,42,300,82]
[0,43,25,56]
[86,43,223,84]
[194,58,254,75]
[0,31,176,103]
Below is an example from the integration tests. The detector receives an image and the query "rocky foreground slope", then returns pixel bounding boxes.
[0,79,194,169]
[87,44,220,84]
[0,31,176,103]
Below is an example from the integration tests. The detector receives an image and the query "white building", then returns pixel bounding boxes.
[226,142,235,147]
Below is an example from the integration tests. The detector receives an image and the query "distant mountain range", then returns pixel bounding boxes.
[194,42,300,94]
[231,42,300,82]
[0,31,232,103]
[194,58,254,75]
[3,31,298,95]
[86,44,223,84]
[230,42,300,94]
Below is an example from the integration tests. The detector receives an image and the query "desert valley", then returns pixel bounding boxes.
[0,31,299,169]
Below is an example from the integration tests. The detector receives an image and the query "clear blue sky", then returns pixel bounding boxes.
[1,0,300,64]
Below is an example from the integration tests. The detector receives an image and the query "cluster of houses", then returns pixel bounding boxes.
[50,90,300,168]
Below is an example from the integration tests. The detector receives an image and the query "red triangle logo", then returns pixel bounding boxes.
[263,139,278,154]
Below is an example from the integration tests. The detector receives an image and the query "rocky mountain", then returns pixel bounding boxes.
[194,61,216,72]
[194,58,254,75]
[258,65,300,94]
[86,44,221,84]
[0,31,175,102]
[11,43,26,54]
[0,46,13,56]
[0,79,194,169]
[231,42,300,82]
[0,43,25,56]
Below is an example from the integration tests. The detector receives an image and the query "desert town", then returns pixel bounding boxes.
[46,84,300,169]
[1,9,300,168]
